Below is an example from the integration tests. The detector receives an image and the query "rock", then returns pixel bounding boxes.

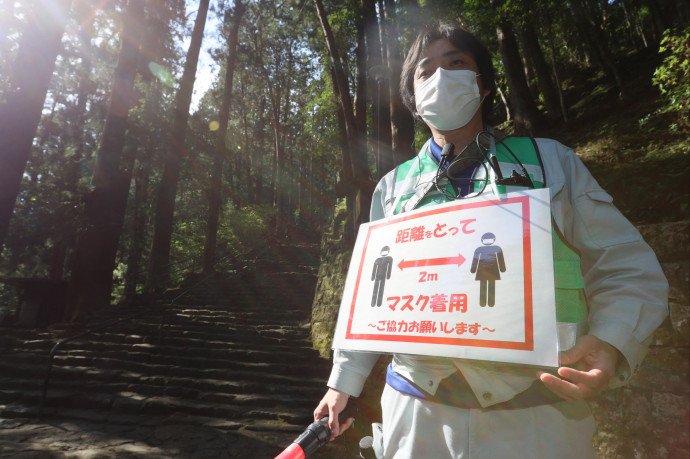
[670,302,690,344]
[661,261,690,303]
[637,221,689,263]
[630,347,690,394]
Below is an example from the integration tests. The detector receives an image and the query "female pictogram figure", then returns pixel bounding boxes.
[371,246,393,306]
[470,232,506,307]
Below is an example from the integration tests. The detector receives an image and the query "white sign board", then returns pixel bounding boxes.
[332,188,559,367]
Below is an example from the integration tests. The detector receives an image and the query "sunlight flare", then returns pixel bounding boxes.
[147,61,175,88]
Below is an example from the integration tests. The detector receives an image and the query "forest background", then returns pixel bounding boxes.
[0,0,688,321]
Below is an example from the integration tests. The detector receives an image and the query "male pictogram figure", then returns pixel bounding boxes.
[470,232,506,307]
[371,246,393,306]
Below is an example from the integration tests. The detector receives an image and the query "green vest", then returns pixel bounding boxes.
[390,137,588,329]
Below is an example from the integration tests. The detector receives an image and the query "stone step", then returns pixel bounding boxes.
[0,318,315,348]
[139,318,311,336]
[0,377,324,412]
[177,285,318,300]
[2,351,330,380]
[0,404,308,434]
[0,407,354,459]
[8,331,319,357]
[135,327,310,347]
[0,258,337,454]
[46,315,311,334]
[70,308,308,327]
[56,344,311,366]
[0,360,327,393]
[0,329,312,354]
[3,343,321,371]
[0,307,312,339]
[174,274,317,299]
[0,361,328,396]
[0,389,315,425]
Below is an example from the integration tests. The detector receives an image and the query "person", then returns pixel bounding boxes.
[470,232,506,307]
[371,246,394,307]
[314,22,668,458]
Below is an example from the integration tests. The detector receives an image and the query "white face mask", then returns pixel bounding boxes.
[415,68,483,131]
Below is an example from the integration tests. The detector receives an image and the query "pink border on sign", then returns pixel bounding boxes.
[345,196,534,351]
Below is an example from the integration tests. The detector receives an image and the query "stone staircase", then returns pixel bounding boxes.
[0,243,356,458]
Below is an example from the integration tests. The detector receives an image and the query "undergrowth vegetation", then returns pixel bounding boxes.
[542,35,689,225]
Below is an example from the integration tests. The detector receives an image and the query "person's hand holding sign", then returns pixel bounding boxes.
[538,334,620,400]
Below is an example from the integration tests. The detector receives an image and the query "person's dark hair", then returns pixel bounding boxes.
[400,22,496,123]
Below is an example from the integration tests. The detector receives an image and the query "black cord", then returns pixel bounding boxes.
[434,157,489,200]
[476,131,535,188]
[431,130,535,202]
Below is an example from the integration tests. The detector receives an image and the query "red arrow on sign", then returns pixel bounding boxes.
[397,254,466,271]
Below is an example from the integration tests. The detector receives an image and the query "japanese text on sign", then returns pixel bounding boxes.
[332,189,559,367]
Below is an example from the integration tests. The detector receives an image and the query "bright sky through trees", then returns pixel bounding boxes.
[183,0,220,111]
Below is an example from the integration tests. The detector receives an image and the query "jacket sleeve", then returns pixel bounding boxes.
[551,140,668,384]
[326,175,391,396]
[327,349,381,396]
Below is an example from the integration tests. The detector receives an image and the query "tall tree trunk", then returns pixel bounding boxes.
[240,77,252,203]
[313,0,373,236]
[264,42,296,237]
[47,1,96,282]
[354,7,368,139]
[270,92,286,236]
[117,130,140,295]
[329,66,356,245]
[644,0,667,44]
[570,0,625,96]
[47,119,69,282]
[519,22,561,122]
[68,0,144,317]
[352,3,372,229]
[49,241,68,281]
[674,0,690,26]
[70,0,97,162]
[620,0,644,48]
[300,154,308,229]
[364,0,392,180]
[124,116,159,301]
[381,0,414,167]
[283,70,294,228]
[202,0,245,273]
[329,65,353,196]
[147,0,209,290]
[496,84,511,122]
[544,8,569,122]
[254,99,267,206]
[124,158,150,300]
[0,0,72,253]
[287,148,295,228]
[313,0,358,148]
[496,20,543,136]
[0,0,15,77]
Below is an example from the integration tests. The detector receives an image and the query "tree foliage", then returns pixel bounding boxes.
[0,0,687,318]
[653,26,690,125]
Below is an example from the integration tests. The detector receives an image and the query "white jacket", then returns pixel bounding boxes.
[327,137,668,408]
